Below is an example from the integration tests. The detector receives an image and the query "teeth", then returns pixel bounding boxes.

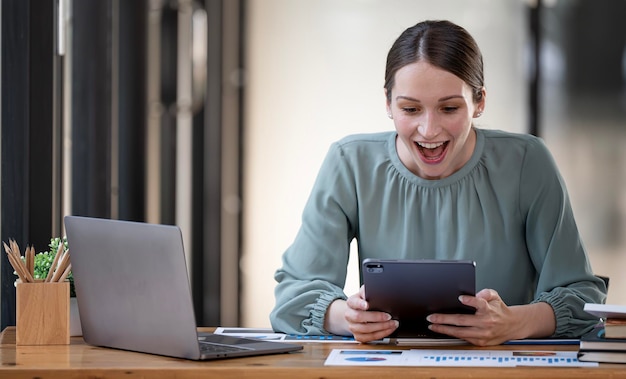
[417,141,444,149]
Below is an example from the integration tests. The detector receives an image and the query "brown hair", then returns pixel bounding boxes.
[384,20,484,103]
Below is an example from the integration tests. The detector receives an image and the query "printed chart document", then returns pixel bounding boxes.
[324,349,598,367]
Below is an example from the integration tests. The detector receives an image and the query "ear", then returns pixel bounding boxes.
[474,87,487,117]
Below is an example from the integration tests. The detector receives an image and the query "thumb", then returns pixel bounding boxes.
[359,284,366,299]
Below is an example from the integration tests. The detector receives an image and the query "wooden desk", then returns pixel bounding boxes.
[0,327,624,378]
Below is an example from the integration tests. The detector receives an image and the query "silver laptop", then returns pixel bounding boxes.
[64,215,302,360]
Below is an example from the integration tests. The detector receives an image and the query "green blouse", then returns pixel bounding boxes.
[270,128,606,338]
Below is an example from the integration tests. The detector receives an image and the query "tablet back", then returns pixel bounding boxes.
[362,259,476,338]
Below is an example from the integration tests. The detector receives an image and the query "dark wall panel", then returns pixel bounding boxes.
[71,0,112,218]
[1,0,56,329]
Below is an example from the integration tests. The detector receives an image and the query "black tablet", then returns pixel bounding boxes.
[362,258,476,338]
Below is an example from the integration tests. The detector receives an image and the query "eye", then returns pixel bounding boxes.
[442,106,459,113]
[402,107,418,114]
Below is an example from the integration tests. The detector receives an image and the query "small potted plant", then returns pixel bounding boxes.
[32,237,75,295]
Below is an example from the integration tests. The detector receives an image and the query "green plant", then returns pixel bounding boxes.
[33,237,75,297]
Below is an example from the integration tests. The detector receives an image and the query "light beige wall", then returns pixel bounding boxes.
[242,0,529,327]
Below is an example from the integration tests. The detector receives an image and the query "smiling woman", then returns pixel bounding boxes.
[242,1,534,331]
[389,61,482,179]
[383,20,485,180]
[268,19,606,347]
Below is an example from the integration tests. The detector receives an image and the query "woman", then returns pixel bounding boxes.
[270,20,606,346]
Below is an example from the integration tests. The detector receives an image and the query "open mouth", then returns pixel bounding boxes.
[415,141,449,163]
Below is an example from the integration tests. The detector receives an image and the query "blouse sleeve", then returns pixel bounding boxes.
[519,137,607,337]
[270,142,357,335]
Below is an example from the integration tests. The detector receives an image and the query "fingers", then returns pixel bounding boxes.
[346,309,398,343]
[458,288,500,311]
[351,320,399,343]
[475,288,499,301]
[346,295,369,311]
[344,286,398,343]
[426,291,484,327]
[427,312,474,327]
[346,288,369,311]
[346,309,399,342]
[428,324,498,346]
[426,288,512,346]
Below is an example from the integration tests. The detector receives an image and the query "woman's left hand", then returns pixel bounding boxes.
[426,288,555,346]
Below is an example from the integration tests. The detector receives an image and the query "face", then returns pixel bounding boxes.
[386,61,485,180]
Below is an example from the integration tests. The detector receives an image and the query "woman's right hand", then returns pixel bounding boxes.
[325,285,399,343]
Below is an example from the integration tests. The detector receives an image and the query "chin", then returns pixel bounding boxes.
[417,164,450,180]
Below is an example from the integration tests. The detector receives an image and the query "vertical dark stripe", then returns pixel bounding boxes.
[192,112,205,324]
[236,0,247,326]
[1,0,30,329]
[29,0,55,248]
[51,0,65,237]
[159,5,178,225]
[1,0,56,328]
[118,0,148,222]
[201,0,224,326]
[528,1,541,136]
[71,1,113,217]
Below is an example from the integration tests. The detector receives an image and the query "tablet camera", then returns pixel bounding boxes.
[365,264,384,274]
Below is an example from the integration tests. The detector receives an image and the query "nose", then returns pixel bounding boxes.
[417,112,440,139]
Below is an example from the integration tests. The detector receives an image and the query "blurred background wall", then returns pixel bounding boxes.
[242,0,626,327]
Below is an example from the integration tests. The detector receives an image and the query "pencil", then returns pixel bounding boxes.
[9,240,33,282]
[46,242,65,282]
[25,246,31,276]
[4,242,29,282]
[51,250,71,282]
[57,262,72,283]
[27,245,35,279]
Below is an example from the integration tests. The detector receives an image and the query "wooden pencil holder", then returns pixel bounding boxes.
[16,280,70,345]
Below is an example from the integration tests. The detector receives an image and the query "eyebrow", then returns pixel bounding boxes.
[395,95,465,102]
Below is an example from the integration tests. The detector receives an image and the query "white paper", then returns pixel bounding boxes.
[214,327,468,345]
[213,327,371,343]
[324,349,599,367]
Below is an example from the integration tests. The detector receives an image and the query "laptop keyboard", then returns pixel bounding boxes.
[199,341,253,354]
